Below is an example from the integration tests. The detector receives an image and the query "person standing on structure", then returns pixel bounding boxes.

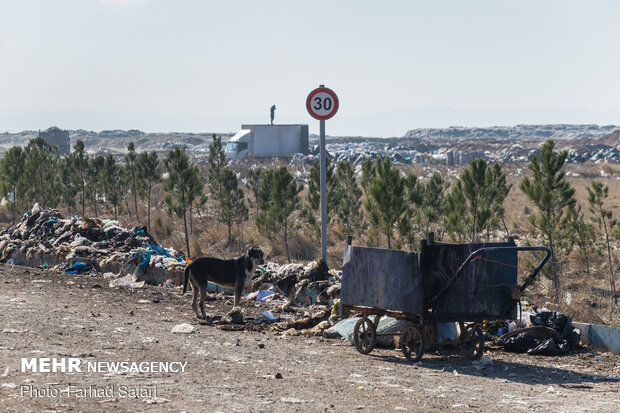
[270,105,276,125]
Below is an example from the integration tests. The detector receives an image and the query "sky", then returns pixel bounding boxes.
[1,0,620,137]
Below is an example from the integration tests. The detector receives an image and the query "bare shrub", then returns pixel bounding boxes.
[189,238,203,258]
[153,215,173,240]
[289,235,318,262]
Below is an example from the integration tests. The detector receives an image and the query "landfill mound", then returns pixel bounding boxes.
[0,203,186,283]
[0,203,345,334]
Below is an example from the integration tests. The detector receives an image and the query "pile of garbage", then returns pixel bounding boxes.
[248,259,341,306]
[496,310,581,356]
[0,204,186,278]
[0,204,345,334]
[168,259,346,336]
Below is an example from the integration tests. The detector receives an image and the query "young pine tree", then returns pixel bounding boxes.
[246,167,264,217]
[0,146,26,225]
[363,157,408,250]
[446,159,510,243]
[418,173,450,236]
[86,155,104,217]
[217,169,248,246]
[24,138,59,208]
[397,173,420,251]
[208,134,248,244]
[207,133,227,196]
[137,151,162,231]
[520,140,575,306]
[448,159,491,243]
[303,157,338,242]
[486,163,512,239]
[587,180,617,315]
[125,142,140,222]
[57,156,78,217]
[187,164,205,235]
[71,140,89,217]
[256,166,302,263]
[562,203,596,277]
[333,160,364,238]
[102,155,124,220]
[164,147,201,258]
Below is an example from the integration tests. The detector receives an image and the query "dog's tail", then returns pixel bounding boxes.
[183,263,191,294]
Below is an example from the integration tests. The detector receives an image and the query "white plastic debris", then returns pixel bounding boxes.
[171,323,195,334]
[109,274,145,288]
[479,356,493,365]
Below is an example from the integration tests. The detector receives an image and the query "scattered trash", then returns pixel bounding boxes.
[530,311,580,347]
[260,311,279,322]
[163,278,175,288]
[171,323,195,334]
[0,205,185,278]
[322,326,341,339]
[0,207,347,337]
[335,316,415,347]
[222,307,244,324]
[243,289,276,302]
[144,397,171,404]
[497,311,580,356]
[102,272,119,280]
[479,356,493,365]
[2,328,27,333]
[280,397,306,404]
[436,322,457,342]
[66,262,89,274]
[109,274,145,289]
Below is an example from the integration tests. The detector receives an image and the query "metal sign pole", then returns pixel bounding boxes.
[320,118,327,263]
[306,84,338,264]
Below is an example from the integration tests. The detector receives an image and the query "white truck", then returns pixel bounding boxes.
[225,124,309,160]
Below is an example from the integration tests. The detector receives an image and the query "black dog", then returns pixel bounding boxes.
[183,247,264,320]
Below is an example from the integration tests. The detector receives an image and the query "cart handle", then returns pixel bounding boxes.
[430,246,552,306]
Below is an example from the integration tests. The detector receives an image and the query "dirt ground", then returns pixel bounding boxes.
[1,264,619,413]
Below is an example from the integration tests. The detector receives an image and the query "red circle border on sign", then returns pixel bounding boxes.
[306,87,339,120]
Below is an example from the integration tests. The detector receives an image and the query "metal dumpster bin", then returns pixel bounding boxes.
[420,240,518,321]
[341,245,423,315]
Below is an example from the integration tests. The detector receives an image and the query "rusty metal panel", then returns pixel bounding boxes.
[421,241,518,321]
[341,246,423,314]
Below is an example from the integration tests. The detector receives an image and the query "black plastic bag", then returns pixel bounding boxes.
[527,338,570,356]
[502,332,540,353]
[530,311,574,339]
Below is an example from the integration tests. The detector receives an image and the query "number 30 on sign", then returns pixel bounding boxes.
[306,86,339,120]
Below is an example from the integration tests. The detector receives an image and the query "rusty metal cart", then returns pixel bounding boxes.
[340,235,550,362]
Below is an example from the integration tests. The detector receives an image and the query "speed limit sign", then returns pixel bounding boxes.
[306,84,338,263]
[306,86,339,120]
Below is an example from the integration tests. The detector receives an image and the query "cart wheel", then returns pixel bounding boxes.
[461,324,484,359]
[401,326,425,362]
[422,322,437,351]
[353,317,376,355]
